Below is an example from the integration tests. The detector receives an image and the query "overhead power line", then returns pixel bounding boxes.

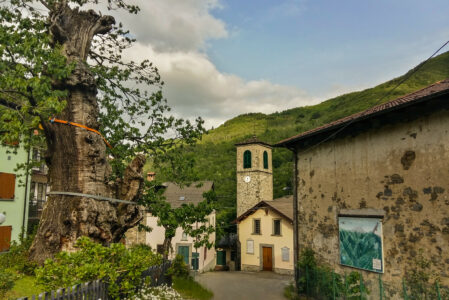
[307,38,449,151]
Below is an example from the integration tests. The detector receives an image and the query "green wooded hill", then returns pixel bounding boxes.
[157,51,449,235]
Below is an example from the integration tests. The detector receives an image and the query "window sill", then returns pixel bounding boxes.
[271,234,282,237]
[0,198,14,201]
[251,233,261,235]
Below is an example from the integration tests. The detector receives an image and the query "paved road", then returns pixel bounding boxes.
[194,271,293,300]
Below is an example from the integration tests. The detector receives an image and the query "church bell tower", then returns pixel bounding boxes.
[235,136,273,217]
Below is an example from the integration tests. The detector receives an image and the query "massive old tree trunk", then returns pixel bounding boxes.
[29,4,144,264]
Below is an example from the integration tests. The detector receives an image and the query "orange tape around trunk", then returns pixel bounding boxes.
[49,118,112,149]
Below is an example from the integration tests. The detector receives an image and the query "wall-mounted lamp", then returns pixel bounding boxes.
[0,212,6,225]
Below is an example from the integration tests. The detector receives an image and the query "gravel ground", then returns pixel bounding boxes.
[194,271,293,300]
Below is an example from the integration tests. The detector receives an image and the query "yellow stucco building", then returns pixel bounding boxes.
[235,137,294,275]
[236,197,294,274]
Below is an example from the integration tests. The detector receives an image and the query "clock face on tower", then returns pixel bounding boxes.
[244,176,251,183]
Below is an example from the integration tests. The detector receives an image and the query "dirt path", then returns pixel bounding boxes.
[194,271,293,300]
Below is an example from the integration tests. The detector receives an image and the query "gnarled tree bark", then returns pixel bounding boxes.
[29,3,144,264]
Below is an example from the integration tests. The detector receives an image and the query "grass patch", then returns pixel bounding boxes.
[5,275,44,300]
[284,282,305,300]
[173,276,213,300]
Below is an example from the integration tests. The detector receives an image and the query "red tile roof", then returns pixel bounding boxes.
[235,135,272,147]
[276,79,449,147]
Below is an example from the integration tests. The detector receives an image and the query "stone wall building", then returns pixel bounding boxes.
[277,79,449,298]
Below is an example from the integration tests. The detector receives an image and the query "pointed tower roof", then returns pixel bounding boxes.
[235,135,272,148]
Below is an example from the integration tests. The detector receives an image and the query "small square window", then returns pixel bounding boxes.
[253,219,261,234]
[181,232,188,240]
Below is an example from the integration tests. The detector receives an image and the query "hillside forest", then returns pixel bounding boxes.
[150,51,449,237]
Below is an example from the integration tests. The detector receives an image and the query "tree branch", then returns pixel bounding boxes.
[0,97,21,110]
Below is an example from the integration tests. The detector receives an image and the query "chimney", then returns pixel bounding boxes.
[147,172,156,181]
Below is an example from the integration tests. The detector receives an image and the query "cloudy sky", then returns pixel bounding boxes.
[114,0,449,129]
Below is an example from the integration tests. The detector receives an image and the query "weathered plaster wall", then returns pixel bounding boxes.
[239,208,294,274]
[296,108,449,297]
[236,144,273,217]
[0,145,30,243]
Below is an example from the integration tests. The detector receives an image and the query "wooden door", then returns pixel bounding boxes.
[178,246,190,265]
[262,247,272,271]
[217,250,226,266]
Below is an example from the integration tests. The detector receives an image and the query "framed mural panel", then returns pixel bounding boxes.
[339,216,383,273]
[246,239,254,254]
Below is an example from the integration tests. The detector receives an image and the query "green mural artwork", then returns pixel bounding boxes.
[339,217,383,273]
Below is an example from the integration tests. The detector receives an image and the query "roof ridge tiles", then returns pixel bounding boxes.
[276,79,449,146]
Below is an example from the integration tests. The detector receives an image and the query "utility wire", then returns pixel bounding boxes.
[304,39,449,152]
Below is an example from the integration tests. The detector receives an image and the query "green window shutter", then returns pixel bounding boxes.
[263,151,268,169]
[243,150,252,169]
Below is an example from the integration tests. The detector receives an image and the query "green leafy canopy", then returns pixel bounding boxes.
[0,0,205,178]
[140,180,217,250]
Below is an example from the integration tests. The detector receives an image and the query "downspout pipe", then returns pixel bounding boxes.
[288,146,300,290]
[22,136,32,238]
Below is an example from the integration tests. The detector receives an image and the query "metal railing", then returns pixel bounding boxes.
[298,265,448,300]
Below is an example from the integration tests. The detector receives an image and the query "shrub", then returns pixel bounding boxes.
[166,254,189,278]
[0,229,37,275]
[283,283,299,300]
[35,237,162,299]
[296,248,369,300]
[405,250,449,299]
[0,269,16,297]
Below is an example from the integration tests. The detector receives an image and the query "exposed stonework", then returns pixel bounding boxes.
[241,264,261,272]
[273,268,294,275]
[236,143,273,217]
[294,107,449,292]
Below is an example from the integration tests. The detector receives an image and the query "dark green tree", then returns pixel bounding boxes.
[0,0,203,263]
[141,180,216,259]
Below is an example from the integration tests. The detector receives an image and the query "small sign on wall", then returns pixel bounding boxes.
[339,217,384,273]
[281,247,290,262]
[246,239,254,254]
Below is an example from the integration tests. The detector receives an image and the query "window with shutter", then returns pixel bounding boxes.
[0,173,16,200]
[243,150,252,169]
[0,226,12,251]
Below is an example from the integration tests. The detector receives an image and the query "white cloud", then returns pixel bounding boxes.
[109,0,318,128]
[115,0,227,52]
[126,44,318,128]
